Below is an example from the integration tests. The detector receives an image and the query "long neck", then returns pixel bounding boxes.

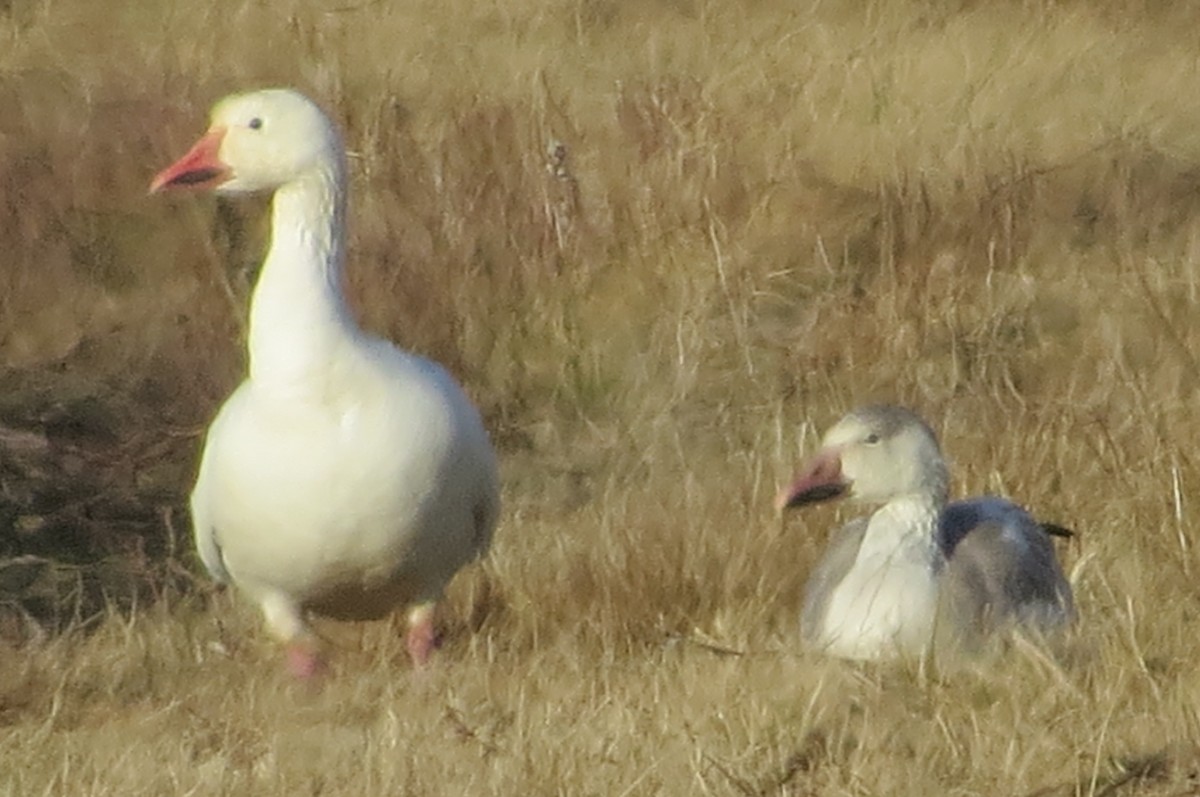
[246,163,358,389]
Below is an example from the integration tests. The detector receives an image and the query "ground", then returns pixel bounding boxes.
[2,0,1200,794]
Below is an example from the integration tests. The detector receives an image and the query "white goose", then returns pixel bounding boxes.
[151,89,500,677]
[775,405,1073,661]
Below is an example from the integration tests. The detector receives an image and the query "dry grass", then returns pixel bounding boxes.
[3,0,1200,793]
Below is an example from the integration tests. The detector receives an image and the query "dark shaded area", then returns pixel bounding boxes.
[0,380,198,643]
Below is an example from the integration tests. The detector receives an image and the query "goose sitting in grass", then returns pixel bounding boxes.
[151,89,500,677]
[775,404,1073,661]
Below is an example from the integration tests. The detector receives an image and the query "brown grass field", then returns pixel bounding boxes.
[2,0,1200,793]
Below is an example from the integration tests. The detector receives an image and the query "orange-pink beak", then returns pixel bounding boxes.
[149,127,231,193]
[774,449,848,513]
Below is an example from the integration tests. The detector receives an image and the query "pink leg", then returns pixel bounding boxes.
[262,594,325,679]
[405,603,439,668]
[285,639,326,680]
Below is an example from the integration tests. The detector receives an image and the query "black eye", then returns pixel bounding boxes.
[248,117,263,131]
[864,433,881,445]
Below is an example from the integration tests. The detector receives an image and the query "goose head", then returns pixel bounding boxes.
[150,89,342,195]
[776,405,949,512]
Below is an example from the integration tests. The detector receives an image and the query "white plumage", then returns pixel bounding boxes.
[152,89,499,676]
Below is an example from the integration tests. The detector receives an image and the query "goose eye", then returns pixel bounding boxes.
[864,433,881,445]
[248,117,263,131]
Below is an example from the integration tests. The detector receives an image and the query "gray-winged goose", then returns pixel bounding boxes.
[775,405,1073,661]
[151,89,500,677]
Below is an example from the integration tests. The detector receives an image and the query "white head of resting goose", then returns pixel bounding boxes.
[775,405,1073,661]
[151,89,500,677]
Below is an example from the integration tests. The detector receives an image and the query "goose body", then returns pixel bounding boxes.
[776,405,1072,661]
[152,89,499,675]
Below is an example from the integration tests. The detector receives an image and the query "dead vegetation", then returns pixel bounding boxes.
[2,0,1200,793]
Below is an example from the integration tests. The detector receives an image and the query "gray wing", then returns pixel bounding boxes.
[801,516,868,644]
[938,498,1074,646]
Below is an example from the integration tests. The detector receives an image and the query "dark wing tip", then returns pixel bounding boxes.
[1041,522,1074,539]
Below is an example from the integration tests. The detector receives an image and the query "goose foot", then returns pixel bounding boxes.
[285,640,326,679]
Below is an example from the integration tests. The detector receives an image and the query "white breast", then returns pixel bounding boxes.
[816,498,941,660]
[819,547,938,660]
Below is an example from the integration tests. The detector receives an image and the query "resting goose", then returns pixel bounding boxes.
[151,89,500,677]
[775,405,1073,661]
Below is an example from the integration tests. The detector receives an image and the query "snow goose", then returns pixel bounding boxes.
[151,89,500,677]
[775,405,1073,661]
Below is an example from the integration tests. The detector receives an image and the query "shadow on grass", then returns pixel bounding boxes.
[0,382,199,643]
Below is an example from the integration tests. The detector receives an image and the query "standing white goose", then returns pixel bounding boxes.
[151,89,500,677]
[775,405,1073,661]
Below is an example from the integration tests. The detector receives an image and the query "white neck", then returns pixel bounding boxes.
[246,163,358,390]
[859,493,942,567]
[818,493,944,659]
